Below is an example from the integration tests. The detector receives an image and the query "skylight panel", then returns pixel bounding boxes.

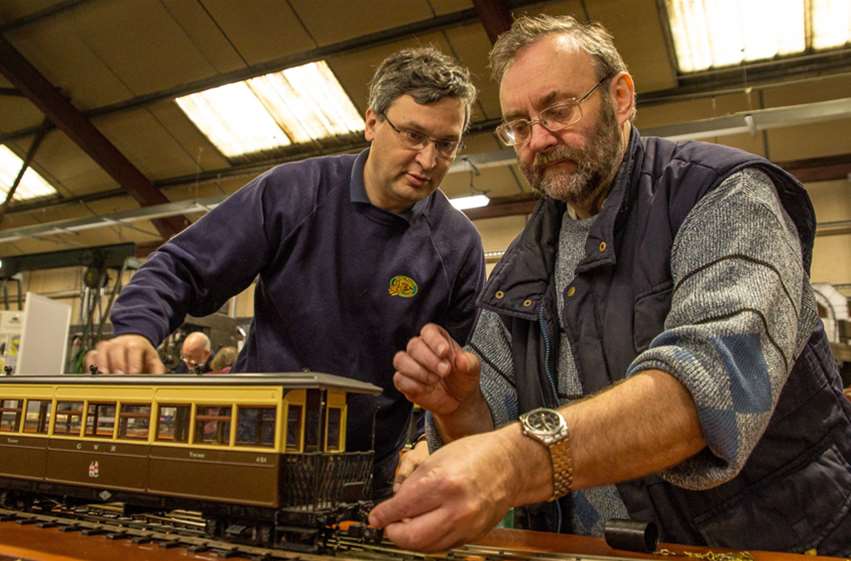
[811,0,851,49]
[176,82,292,158]
[0,145,57,201]
[666,0,814,73]
[176,61,364,158]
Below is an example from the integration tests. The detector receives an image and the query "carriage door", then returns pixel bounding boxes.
[302,389,325,453]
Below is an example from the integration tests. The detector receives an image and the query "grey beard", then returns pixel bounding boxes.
[522,106,621,206]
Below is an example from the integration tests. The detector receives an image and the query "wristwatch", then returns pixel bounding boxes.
[518,407,573,501]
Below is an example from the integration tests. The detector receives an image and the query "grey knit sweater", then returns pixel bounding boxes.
[427,168,820,536]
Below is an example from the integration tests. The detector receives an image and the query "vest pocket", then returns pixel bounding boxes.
[692,444,851,551]
[633,282,673,353]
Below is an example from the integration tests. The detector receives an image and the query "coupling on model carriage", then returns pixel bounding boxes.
[0,372,383,549]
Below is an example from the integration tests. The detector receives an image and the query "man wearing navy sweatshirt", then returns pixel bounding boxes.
[95,47,485,498]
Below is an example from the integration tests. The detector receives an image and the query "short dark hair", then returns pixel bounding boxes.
[368,47,477,131]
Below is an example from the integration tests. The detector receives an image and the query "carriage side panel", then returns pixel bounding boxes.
[147,446,279,507]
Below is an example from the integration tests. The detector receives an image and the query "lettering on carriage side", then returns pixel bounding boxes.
[88,461,100,479]
[256,456,268,464]
[6,438,18,444]
[110,445,117,452]
[76,443,82,450]
[93,444,99,451]
[189,451,206,459]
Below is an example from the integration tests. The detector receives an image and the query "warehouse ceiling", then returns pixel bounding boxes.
[0,0,850,258]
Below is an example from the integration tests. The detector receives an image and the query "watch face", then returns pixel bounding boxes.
[526,409,564,435]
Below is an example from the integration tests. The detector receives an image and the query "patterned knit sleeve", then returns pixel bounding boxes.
[626,167,820,490]
[426,308,519,451]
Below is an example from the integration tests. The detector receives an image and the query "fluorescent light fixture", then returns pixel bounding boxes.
[0,145,58,201]
[176,61,364,158]
[450,194,490,210]
[665,0,850,73]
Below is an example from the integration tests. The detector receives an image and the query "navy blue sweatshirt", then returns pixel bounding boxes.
[111,150,485,495]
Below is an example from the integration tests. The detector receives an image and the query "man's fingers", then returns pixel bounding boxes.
[419,324,455,359]
[394,441,428,491]
[393,351,440,385]
[394,456,415,492]
[393,372,425,398]
[94,341,110,373]
[147,352,166,374]
[370,476,443,529]
[100,342,126,374]
[126,346,145,374]
[382,507,461,553]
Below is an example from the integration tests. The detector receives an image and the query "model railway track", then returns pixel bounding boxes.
[0,505,647,561]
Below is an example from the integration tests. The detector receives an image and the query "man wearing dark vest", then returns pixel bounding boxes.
[370,15,851,555]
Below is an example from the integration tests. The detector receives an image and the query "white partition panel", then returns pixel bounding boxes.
[15,292,72,375]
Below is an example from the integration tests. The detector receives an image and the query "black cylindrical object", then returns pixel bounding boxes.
[604,519,659,553]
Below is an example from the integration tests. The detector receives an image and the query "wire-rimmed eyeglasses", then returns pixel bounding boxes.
[381,113,463,160]
[495,75,612,146]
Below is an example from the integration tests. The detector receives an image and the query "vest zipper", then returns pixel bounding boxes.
[537,304,563,531]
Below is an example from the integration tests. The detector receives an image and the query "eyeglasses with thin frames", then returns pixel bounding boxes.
[381,113,463,160]
[495,75,612,147]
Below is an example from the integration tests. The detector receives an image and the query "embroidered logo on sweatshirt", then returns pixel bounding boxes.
[388,275,418,298]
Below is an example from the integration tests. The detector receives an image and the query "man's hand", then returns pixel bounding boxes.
[392,324,481,417]
[370,428,527,552]
[95,334,165,374]
[394,439,429,493]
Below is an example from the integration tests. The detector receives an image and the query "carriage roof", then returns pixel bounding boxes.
[0,372,382,395]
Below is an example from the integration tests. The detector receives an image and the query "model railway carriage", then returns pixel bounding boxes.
[0,373,381,547]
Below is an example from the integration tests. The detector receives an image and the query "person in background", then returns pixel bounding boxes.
[371,15,851,555]
[95,47,485,498]
[210,345,237,374]
[173,331,212,374]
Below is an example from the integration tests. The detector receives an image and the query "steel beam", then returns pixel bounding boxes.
[0,118,50,217]
[473,0,513,43]
[0,35,188,238]
[0,0,89,33]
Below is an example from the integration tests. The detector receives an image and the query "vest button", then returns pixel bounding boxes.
[495,290,505,300]
[598,241,607,253]
[522,299,533,308]
[566,286,576,297]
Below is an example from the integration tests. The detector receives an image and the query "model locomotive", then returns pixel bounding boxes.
[0,373,382,548]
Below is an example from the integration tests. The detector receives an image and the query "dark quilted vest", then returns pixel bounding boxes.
[479,130,851,554]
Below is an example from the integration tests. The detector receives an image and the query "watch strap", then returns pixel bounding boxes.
[549,434,573,501]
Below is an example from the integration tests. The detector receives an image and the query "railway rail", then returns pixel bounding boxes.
[0,504,665,561]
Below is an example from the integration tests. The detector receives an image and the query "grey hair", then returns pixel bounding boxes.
[490,14,628,82]
[368,47,477,131]
[489,15,635,121]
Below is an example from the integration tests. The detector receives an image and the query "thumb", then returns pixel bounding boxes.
[452,349,479,378]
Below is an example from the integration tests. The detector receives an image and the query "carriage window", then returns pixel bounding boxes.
[235,407,276,448]
[85,402,116,438]
[325,407,342,452]
[118,404,151,440]
[54,401,84,435]
[285,404,302,452]
[303,390,322,452]
[156,404,190,443]
[0,400,23,432]
[195,405,231,445]
[23,400,51,434]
